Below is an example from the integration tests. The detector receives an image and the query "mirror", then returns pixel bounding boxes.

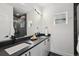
[13,13,27,38]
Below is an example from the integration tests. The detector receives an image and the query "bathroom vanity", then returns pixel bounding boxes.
[0,36,50,56]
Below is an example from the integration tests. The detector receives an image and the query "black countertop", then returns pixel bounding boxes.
[0,36,49,56]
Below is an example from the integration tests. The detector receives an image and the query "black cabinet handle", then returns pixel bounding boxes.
[25,54,27,56]
[29,52,31,56]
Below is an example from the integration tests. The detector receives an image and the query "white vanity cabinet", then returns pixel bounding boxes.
[29,43,42,56]
[21,38,50,56]
[29,38,50,56]
[21,44,42,56]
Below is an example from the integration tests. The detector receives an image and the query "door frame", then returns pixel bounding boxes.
[74,3,79,56]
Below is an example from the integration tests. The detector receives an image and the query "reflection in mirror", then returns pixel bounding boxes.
[13,11,27,38]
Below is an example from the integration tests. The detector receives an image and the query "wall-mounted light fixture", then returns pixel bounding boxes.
[33,8,41,16]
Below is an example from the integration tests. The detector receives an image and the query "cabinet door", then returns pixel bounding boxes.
[30,44,42,56]
[40,40,46,56]
[41,39,50,56]
[45,39,50,55]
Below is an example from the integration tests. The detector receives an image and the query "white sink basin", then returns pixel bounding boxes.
[5,43,30,55]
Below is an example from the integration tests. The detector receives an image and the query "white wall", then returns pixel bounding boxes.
[42,3,74,56]
[27,5,43,36]
[0,4,13,42]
